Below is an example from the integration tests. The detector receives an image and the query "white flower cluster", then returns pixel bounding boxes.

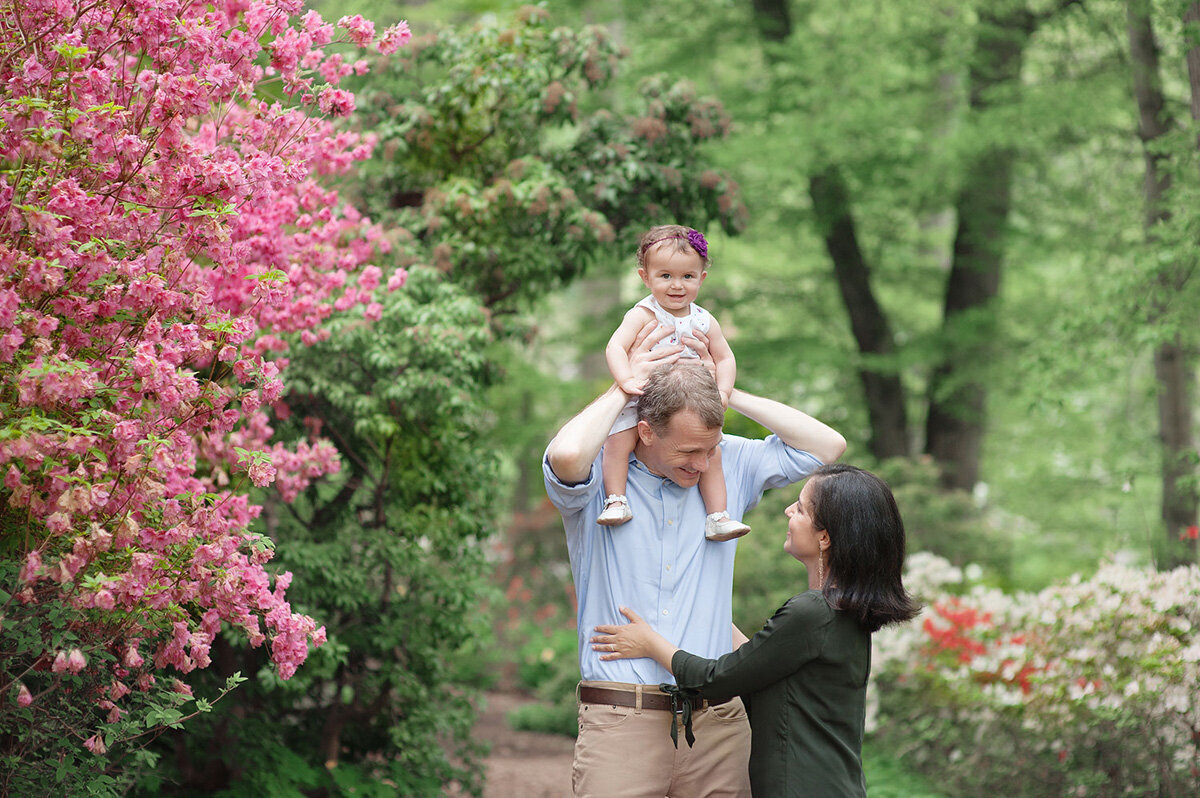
[869,554,1200,794]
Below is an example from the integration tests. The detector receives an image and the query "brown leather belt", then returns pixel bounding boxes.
[578,685,729,712]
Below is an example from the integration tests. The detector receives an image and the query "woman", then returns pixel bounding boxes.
[591,463,920,797]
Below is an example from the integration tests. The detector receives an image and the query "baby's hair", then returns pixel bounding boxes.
[637,224,711,270]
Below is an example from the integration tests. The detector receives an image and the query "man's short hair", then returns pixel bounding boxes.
[637,362,725,434]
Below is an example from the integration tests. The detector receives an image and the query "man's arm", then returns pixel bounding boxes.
[545,385,629,485]
[546,322,681,485]
[681,330,846,464]
[727,389,846,465]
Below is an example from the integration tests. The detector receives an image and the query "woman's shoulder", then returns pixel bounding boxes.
[778,590,837,626]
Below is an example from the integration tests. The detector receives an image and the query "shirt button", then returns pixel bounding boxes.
[662,610,669,616]
[667,520,673,526]
[665,565,671,571]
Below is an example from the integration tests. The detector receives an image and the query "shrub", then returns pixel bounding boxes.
[870,552,1200,796]
[0,0,404,791]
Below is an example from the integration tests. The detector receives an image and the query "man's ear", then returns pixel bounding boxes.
[636,419,655,447]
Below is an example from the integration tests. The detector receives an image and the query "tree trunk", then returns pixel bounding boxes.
[749,0,912,459]
[809,168,911,458]
[924,9,1034,490]
[750,0,792,41]
[1131,0,1198,566]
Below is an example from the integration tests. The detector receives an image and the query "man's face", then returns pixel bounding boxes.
[636,409,723,488]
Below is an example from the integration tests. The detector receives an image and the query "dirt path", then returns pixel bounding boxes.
[469,691,574,797]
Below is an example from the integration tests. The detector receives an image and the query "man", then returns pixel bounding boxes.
[543,323,846,796]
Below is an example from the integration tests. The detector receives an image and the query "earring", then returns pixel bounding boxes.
[816,550,825,590]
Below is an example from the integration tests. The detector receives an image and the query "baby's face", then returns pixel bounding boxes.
[638,246,707,316]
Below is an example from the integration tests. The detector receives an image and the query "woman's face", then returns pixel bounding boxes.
[783,479,824,562]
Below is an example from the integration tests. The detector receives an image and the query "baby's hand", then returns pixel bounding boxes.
[620,378,644,397]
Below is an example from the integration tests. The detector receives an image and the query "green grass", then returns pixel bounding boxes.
[863,738,947,797]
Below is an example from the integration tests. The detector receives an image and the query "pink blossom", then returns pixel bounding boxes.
[248,459,277,487]
[387,268,409,291]
[19,550,42,582]
[16,683,33,707]
[124,645,144,669]
[377,21,412,55]
[45,512,72,535]
[67,648,87,673]
[337,14,375,47]
[84,735,107,755]
[94,589,116,610]
[2,0,386,708]
[317,86,355,116]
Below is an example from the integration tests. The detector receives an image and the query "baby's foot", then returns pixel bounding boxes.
[705,511,750,542]
[597,494,633,526]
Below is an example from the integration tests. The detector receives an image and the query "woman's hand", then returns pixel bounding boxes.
[591,607,679,669]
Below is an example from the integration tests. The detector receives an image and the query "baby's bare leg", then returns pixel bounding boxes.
[700,448,751,541]
[598,427,639,526]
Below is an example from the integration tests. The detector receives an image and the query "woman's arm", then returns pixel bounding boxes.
[593,596,829,700]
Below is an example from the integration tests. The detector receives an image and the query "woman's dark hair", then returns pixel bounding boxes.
[807,463,921,632]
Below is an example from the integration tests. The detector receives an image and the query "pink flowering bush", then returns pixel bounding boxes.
[869,552,1200,796]
[0,0,408,791]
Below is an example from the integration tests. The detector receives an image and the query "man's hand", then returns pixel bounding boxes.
[680,329,718,382]
[624,321,682,394]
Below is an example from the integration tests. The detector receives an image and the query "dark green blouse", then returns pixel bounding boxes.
[672,590,870,797]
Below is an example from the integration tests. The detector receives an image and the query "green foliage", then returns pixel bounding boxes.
[349,6,746,319]
[504,622,580,738]
[0,567,246,798]
[139,270,499,795]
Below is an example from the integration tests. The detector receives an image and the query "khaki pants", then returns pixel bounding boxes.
[572,681,752,797]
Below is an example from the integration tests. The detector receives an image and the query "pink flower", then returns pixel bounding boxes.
[94,589,116,611]
[16,683,33,707]
[317,86,355,116]
[19,550,42,582]
[33,316,59,336]
[67,648,87,673]
[387,268,408,292]
[378,21,412,55]
[248,459,277,487]
[45,512,72,535]
[337,14,375,47]
[84,735,107,755]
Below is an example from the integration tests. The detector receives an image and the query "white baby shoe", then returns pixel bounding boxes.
[705,511,750,542]
[597,494,633,526]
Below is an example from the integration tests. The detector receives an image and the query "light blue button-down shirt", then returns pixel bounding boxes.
[543,434,822,685]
